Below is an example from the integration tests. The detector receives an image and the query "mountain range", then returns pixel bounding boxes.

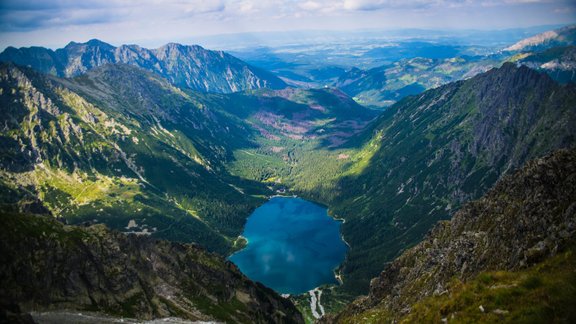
[1,26,575,322]
[0,39,287,93]
[332,24,576,108]
[0,61,375,258]
[308,62,576,295]
[504,24,576,52]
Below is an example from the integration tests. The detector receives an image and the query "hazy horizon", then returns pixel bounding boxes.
[1,0,575,51]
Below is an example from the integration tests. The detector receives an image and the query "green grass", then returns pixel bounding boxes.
[406,248,576,323]
[344,245,576,324]
[35,167,141,207]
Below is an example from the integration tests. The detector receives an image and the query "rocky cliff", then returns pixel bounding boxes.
[332,148,576,322]
[504,24,576,52]
[0,39,287,93]
[329,62,576,294]
[0,211,304,323]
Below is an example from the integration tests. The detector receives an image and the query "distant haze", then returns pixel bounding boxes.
[1,0,575,50]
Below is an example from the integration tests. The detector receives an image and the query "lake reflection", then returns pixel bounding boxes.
[229,197,347,294]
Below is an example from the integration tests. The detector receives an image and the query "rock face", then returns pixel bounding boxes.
[516,45,576,84]
[504,24,576,52]
[0,39,287,93]
[330,62,576,294]
[333,148,576,322]
[0,212,304,323]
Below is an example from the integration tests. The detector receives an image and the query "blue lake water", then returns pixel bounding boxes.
[229,197,347,295]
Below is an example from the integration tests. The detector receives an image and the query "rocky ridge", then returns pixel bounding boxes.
[0,39,287,93]
[0,212,304,323]
[504,24,576,52]
[329,62,576,294]
[332,148,576,322]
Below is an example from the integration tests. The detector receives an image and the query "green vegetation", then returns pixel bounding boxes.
[0,63,267,255]
[335,56,498,108]
[312,63,576,295]
[1,56,574,310]
[345,245,576,323]
[0,212,303,322]
[291,287,355,324]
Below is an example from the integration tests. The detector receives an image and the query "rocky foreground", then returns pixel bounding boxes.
[330,148,576,323]
[0,212,303,323]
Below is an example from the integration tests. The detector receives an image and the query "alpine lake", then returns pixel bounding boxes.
[229,197,347,295]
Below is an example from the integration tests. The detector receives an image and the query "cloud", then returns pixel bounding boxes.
[503,0,553,3]
[340,0,562,11]
[299,1,323,11]
[343,0,387,10]
[0,8,122,31]
[0,0,573,50]
[0,0,227,32]
[165,0,226,14]
[341,0,468,11]
[2,0,570,33]
[554,6,575,14]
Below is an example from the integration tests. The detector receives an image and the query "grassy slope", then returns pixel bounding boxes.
[324,64,576,295]
[0,63,268,254]
[344,244,576,323]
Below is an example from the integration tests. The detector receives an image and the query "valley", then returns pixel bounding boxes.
[1,21,575,323]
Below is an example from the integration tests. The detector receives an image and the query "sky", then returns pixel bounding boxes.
[0,0,575,50]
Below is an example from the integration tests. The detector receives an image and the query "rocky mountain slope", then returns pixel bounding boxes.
[0,39,287,93]
[504,24,576,52]
[334,56,496,108]
[0,62,264,255]
[334,24,576,108]
[0,211,303,323]
[0,61,376,258]
[331,147,576,323]
[511,45,576,84]
[324,63,576,295]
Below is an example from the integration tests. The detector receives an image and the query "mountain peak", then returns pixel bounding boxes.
[0,40,287,93]
[504,24,576,52]
[156,42,205,53]
[86,38,114,47]
[161,42,184,49]
[63,39,114,50]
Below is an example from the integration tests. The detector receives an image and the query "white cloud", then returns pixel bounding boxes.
[341,0,451,11]
[183,1,226,14]
[299,1,323,11]
[1,0,573,50]
[504,0,553,3]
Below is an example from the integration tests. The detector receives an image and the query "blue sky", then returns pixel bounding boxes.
[0,0,575,50]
